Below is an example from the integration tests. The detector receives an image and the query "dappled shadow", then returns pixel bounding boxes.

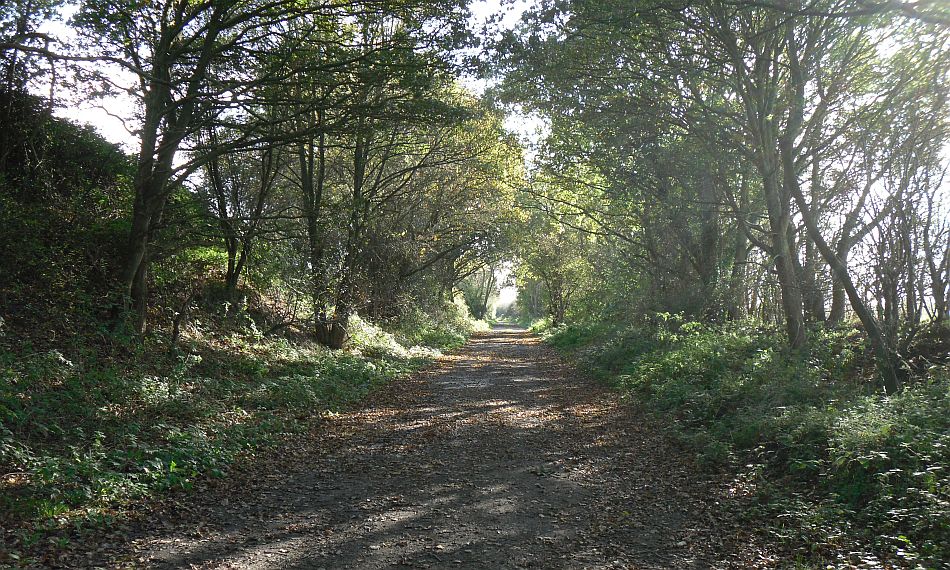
[105,327,768,569]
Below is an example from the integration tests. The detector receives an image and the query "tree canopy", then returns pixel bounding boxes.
[492,0,949,393]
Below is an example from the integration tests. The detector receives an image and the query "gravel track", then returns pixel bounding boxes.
[105,326,774,569]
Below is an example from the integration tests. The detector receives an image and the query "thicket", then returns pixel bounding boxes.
[540,316,949,567]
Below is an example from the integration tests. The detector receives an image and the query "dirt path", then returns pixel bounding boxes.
[108,326,774,569]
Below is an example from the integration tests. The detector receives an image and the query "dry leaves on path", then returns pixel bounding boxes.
[64,326,777,569]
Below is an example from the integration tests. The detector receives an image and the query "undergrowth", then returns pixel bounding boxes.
[0,300,482,564]
[540,315,950,568]
[386,296,490,351]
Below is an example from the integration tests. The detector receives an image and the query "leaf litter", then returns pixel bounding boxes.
[23,327,780,569]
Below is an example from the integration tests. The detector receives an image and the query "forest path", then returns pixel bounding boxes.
[115,326,772,569]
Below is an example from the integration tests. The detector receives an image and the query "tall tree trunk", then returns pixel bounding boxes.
[698,172,721,319]
[760,148,806,348]
[300,125,328,337]
[828,241,850,324]
[116,15,221,333]
[727,176,752,320]
[922,195,949,322]
[803,235,826,322]
[118,175,163,333]
[204,138,241,297]
[480,270,496,320]
[788,141,902,395]
[316,132,367,349]
[727,230,750,321]
[899,205,921,329]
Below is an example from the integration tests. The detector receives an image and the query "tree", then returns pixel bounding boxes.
[199,123,283,300]
[70,0,471,334]
[492,0,949,391]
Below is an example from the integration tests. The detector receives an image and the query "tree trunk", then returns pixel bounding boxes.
[780,21,899,392]
[802,236,826,322]
[480,270,496,320]
[316,132,368,349]
[118,173,163,333]
[298,119,329,338]
[828,245,848,324]
[698,172,721,319]
[922,195,949,322]
[115,11,225,334]
[727,232,750,321]
[760,150,806,348]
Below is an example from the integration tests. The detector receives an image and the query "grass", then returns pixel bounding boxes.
[539,315,950,567]
[0,301,483,564]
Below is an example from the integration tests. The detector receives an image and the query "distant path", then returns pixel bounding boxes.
[106,326,773,569]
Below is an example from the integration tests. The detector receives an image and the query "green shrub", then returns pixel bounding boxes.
[388,296,488,351]
[543,315,949,565]
[827,375,950,561]
[0,311,461,535]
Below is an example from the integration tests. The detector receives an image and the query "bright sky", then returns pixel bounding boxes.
[466,0,547,159]
[494,262,518,311]
[497,285,518,309]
